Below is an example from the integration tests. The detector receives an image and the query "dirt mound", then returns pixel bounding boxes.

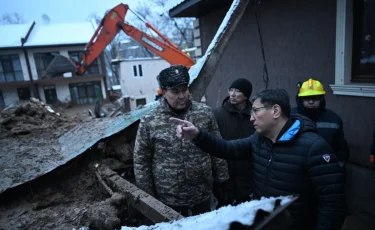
[0,98,79,139]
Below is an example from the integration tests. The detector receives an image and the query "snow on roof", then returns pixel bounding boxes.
[121,196,294,230]
[0,21,34,48]
[164,0,187,13]
[111,57,162,63]
[188,0,239,85]
[24,21,97,47]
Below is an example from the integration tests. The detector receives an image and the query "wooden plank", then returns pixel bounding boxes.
[189,0,250,101]
[97,166,185,223]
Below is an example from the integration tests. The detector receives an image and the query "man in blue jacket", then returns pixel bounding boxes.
[171,89,346,230]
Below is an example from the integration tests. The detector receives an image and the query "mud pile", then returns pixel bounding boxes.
[0,126,140,230]
[0,98,79,139]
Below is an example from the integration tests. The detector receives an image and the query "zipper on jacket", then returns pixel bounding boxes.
[263,145,274,196]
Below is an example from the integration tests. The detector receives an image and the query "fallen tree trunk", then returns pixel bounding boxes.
[97,166,184,223]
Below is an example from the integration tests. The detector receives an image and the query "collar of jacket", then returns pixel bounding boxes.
[222,96,251,116]
[160,96,193,116]
[275,114,318,143]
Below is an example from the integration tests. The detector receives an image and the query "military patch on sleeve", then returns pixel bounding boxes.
[322,154,331,163]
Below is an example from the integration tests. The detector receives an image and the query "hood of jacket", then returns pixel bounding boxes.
[278,114,317,142]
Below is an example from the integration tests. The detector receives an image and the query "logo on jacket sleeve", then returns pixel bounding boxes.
[322,154,331,163]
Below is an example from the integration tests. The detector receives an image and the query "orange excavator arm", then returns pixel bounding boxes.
[76,3,195,75]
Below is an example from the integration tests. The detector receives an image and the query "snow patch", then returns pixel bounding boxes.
[121,196,293,230]
[188,0,240,85]
[24,21,96,47]
[0,21,34,48]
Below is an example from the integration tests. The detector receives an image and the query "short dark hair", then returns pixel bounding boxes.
[251,89,291,118]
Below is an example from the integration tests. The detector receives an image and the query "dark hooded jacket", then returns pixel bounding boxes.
[213,97,255,204]
[193,114,346,230]
[292,95,350,162]
[371,127,375,156]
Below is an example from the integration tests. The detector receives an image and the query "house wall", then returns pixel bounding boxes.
[0,45,107,106]
[198,0,375,220]
[119,59,170,110]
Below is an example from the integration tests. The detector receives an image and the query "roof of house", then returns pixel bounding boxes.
[165,0,232,18]
[0,21,34,48]
[111,56,163,63]
[24,20,97,47]
[164,0,187,12]
[0,20,97,49]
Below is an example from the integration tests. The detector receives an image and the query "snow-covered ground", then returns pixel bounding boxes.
[121,196,293,230]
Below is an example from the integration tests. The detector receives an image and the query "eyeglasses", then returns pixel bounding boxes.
[250,106,271,116]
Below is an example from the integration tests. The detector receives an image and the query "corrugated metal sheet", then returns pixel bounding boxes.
[0,104,156,194]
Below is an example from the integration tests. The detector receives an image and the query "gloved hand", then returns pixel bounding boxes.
[370,155,375,169]
[213,181,228,208]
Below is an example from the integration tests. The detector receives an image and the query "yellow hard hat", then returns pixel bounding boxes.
[298,78,326,97]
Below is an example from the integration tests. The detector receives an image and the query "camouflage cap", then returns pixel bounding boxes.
[157,65,190,90]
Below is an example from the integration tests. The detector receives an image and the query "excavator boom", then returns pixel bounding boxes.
[43,3,195,77]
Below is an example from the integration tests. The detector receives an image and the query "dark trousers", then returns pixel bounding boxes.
[169,198,211,217]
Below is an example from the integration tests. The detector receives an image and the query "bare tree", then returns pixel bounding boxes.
[134,0,195,49]
[0,12,25,24]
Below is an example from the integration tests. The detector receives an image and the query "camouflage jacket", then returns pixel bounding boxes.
[133,98,229,207]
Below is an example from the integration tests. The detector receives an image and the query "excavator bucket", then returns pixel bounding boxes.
[42,54,78,78]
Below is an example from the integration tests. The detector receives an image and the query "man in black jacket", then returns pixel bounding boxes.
[213,78,255,207]
[370,127,375,169]
[292,78,349,163]
[171,89,346,230]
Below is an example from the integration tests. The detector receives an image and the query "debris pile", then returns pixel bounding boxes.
[0,98,77,139]
[0,127,139,230]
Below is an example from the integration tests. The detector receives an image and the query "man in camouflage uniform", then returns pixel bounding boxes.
[133,65,229,216]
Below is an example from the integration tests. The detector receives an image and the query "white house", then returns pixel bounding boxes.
[112,57,170,110]
[0,20,107,108]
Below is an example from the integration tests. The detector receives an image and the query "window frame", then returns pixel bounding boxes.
[330,0,375,97]
[68,51,100,75]
[132,64,143,77]
[33,52,59,78]
[0,54,24,82]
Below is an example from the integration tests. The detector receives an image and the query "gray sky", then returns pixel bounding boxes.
[0,0,143,24]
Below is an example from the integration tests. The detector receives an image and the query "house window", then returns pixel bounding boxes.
[133,64,143,77]
[0,91,5,107]
[69,81,102,105]
[330,0,375,97]
[136,98,146,107]
[0,54,24,82]
[68,51,100,75]
[138,64,143,76]
[352,0,375,82]
[17,87,31,100]
[34,52,59,78]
